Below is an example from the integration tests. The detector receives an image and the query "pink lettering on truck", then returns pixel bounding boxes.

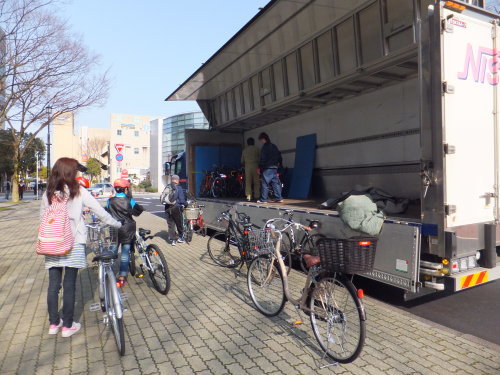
[457,44,499,85]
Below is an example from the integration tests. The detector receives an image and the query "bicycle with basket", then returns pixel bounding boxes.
[247,226,378,364]
[86,219,127,356]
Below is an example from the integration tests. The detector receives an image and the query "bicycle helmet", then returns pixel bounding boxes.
[76,176,90,188]
[113,178,130,188]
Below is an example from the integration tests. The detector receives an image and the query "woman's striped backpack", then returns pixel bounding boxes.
[36,196,74,255]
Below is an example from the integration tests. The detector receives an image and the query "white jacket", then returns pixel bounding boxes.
[40,186,121,244]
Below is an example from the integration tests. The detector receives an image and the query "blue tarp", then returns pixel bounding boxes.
[287,134,316,199]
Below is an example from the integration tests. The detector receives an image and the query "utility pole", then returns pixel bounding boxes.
[35,152,39,200]
[46,106,52,178]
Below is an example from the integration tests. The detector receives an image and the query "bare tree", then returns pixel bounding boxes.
[86,136,108,160]
[0,0,109,201]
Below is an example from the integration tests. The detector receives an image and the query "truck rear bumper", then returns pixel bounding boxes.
[449,263,500,291]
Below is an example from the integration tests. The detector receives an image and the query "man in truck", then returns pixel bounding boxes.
[241,137,260,202]
[257,132,283,203]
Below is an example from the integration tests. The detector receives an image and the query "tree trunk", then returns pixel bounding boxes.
[11,147,20,202]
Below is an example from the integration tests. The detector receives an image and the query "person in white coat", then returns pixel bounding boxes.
[40,157,121,338]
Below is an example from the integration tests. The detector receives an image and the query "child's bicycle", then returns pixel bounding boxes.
[129,228,171,295]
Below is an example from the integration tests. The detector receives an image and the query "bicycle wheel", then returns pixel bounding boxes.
[147,244,171,295]
[247,255,286,317]
[185,230,193,243]
[105,274,125,356]
[309,275,365,363]
[300,234,325,273]
[211,178,225,198]
[207,231,241,268]
[129,248,136,277]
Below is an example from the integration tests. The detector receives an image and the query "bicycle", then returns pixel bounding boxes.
[264,210,324,273]
[207,208,292,274]
[86,221,126,356]
[183,202,206,243]
[247,229,377,363]
[128,228,171,295]
[211,168,228,198]
[199,170,215,197]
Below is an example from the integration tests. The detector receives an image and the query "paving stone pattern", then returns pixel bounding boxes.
[0,201,499,374]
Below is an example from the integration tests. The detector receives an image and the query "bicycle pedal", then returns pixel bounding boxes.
[89,303,101,312]
[120,293,129,301]
[292,320,303,327]
[136,273,144,278]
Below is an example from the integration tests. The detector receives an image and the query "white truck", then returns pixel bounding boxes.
[167,0,500,299]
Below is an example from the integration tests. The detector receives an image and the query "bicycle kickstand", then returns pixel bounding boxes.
[235,262,245,278]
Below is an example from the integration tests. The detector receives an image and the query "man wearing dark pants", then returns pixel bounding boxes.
[164,175,187,245]
[257,132,283,203]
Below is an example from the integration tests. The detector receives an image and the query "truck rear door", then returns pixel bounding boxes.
[441,4,498,227]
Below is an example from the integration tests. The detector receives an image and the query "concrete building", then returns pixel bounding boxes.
[149,112,208,192]
[52,112,79,163]
[109,113,158,183]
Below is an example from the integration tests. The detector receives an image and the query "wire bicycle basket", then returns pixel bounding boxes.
[317,237,378,274]
[87,225,118,254]
[247,229,275,257]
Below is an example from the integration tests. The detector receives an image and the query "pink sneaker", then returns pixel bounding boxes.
[48,320,62,335]
[61,322,81,338]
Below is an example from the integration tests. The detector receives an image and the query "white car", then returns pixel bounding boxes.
[88,183,115,197]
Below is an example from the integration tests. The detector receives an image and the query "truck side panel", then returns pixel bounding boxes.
[200,199,420,292]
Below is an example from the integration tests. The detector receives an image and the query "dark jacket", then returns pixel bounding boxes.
[106,193,144,243]
[165,183,187,208]
[259,142,282,169]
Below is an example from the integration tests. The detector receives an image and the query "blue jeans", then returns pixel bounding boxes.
[260,168,282,202]
[111,243,132,277]
[47,267,78,328]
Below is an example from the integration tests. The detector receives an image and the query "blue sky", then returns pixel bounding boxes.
[61,0,269,129]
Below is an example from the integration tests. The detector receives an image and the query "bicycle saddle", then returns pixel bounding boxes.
[139,228,151,236]
[303,254,321,268]
[92,251,118,262]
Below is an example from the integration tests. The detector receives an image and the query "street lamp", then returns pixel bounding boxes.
[46,106,52,178]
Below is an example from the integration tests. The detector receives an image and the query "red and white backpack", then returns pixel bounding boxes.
[36,195,74,256]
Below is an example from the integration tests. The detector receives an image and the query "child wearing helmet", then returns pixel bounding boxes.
[106,178,144,287]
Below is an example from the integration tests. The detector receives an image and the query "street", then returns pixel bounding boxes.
[0,199,499,374]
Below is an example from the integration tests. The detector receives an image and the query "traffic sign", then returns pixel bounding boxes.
[115,143,124,153]
[82,153,89,162]
[115,153,123,162]
[121,169,129,179]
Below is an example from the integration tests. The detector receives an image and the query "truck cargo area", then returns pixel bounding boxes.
[166,0,500,298]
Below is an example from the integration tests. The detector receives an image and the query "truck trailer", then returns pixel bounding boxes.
[166,0,500,299]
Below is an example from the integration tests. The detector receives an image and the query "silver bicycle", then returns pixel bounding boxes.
[247,227,376,363]
[86,221,126,356]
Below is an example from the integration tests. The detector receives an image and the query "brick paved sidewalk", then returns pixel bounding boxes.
[0,201,499,374]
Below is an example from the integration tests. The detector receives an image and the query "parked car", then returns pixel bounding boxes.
[88,183,115,197]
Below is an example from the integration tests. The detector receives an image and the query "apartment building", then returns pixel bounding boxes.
[109,113,159,183]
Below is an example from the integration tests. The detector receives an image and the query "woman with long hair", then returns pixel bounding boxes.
[40,157,121,338]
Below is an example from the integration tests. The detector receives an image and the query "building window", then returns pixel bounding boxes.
[134,130,139,137]
[117,129,122,136]
[134,147,139,154]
